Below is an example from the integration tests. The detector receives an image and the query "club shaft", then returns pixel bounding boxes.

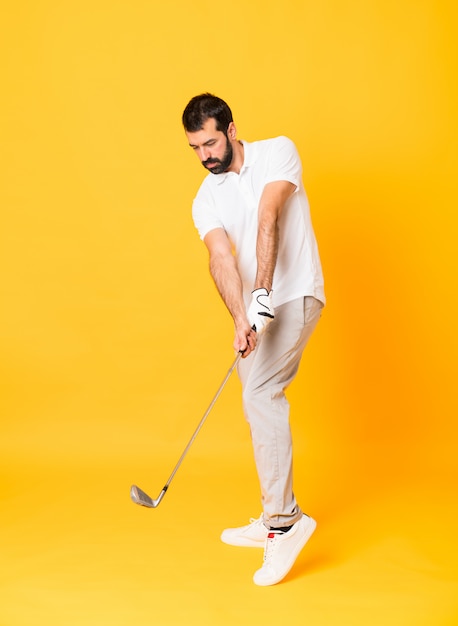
[162,352,241,491]
[131,353,242,508]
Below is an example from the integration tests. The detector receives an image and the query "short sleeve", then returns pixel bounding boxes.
[192,201,224,240]
[264,136,302,189]
[191,179,225,241]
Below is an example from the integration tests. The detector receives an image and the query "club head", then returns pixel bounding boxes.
[130,484,167,508]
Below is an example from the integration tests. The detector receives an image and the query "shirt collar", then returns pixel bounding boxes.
[214,140,255,185]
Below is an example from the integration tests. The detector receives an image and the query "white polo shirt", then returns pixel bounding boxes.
[192,136,325,309]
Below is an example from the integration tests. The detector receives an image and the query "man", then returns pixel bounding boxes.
[182,93,325,586]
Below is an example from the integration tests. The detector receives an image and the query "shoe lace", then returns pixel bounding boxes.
[263,531,281,564]
[249,514,264,526]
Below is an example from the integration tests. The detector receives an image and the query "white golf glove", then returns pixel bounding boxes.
[247,288,274,334]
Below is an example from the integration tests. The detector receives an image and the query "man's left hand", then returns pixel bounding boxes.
[247,288,275,335]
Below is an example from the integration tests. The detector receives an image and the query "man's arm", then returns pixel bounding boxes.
[203,228,256,356]
[254,180,297,291]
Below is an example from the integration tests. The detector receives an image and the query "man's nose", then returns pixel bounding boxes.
[199,147,211,161]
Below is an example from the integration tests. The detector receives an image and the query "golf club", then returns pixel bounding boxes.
[130,351,242,508]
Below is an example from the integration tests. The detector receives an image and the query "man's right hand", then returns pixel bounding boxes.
[234,322,257,358]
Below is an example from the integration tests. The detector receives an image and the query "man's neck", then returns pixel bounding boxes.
[226,140,244,175]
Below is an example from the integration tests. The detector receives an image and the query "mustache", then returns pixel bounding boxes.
[203,158,222,167]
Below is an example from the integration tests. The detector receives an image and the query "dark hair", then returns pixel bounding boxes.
[182,93,233,134]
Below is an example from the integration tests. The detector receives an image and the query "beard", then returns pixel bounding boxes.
[202,137,233,175]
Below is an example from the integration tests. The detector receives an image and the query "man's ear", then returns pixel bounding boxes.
[228,122,237,140]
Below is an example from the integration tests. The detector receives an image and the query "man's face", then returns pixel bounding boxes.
[186,118,234,175]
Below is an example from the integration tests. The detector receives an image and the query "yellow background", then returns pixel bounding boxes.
[1,1,457,624]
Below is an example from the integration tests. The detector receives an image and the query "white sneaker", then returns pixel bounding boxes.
[253,514,317,586]
[221,514,268,547]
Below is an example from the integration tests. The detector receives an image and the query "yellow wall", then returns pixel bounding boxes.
[1,2,457,624]
[1,0,456,468]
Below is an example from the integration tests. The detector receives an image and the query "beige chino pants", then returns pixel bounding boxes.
[237,296,323,529]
